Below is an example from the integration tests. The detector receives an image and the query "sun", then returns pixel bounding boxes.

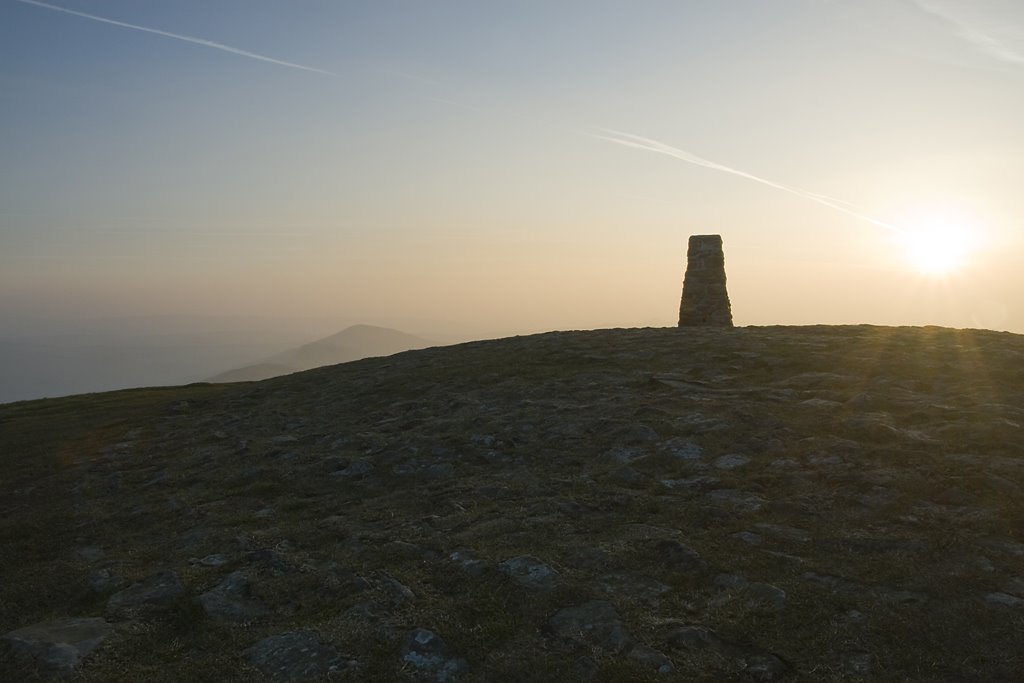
[895,209,979,275]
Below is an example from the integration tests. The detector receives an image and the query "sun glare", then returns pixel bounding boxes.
[895,209,979,275]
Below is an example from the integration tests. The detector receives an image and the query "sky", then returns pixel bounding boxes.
[2,0,1023,336]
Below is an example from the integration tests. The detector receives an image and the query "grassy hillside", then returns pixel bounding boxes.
[2,325,1023,681]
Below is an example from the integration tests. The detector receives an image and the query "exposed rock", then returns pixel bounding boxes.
[661,437,704,460]
[733,531,763,546]
[628,643,675,673]
[654,539,706,574]
[666,625,739,656]
[714,454,750,470]
[498,555,558,590]
[743,653,789,681]
[1,618,113,672]
[199,571,271,622]
[380,572,416,604]
[244,630,358,681]
[448,549,489,577]
[77,546,105,563]
[398,628,467,682]
[985,592,1024,608]
[706,489,767,512]
[548,601,633,654]
[191,553,230,567]
[106,570,185,618]
[87,568,127,595]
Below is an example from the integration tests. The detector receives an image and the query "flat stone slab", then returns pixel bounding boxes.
[2,617,113,672]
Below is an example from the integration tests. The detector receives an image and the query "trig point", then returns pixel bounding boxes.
[678,234,733,327]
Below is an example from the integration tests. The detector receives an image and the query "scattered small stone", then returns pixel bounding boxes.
[754,523,812,542]
[654,539,706,574]
[87,568,127,595]
[743,653,789,681]
[744,583,787,612]
[985,592,1024,608]
[449,550,489,577]
[77,546,105,563]
[608,465,646,487]
[605,446,647,464]
[1,618,113,672]
[628,643,675,674]
[548,601,633,654]
[806,453,844,466]
[380,573,416,604]
[573,654,600,680]
[661,475,719,491]
[665,625,738,656]
[799,398,842,410]
[424,463,455,479]
[199,571,271,622]
[713,454,750,470]
[244,630,358,681]
[661,437,703,460]
[106,570,185,618]
[706,489,766,512]
[769,458,801,469]
[733,531,762,545]
[254,507,275,519]
[1001,577,1024,597]
[191,553,229,567]
[713,573,748,589]
[498,555,559,590]
[470,434,496,447]
[332,458,372,478]
[398,629,467,682]
[841,651,873,679]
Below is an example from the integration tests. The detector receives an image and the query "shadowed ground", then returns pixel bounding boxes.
[1,325,1023,681]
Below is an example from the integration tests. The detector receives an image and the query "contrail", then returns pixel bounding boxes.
[13,0,337,77]
[908,0,1024,67]
[591,128,900,232]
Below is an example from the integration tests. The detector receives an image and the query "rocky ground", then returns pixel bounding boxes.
[2,325,1023,682]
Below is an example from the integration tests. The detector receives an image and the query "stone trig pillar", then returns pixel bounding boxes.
[678,234,733,327]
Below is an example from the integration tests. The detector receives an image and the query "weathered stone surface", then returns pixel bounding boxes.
[985,592,1024,608]
[548,601,633,653]
[628,643,675,673]
[498,555,558,590]
[1,618,113,672]
[244,630,357,681]
[678,234,733,326]
[199,571,271,622]
[106,570,185,618]
[654,539,706,574]
[398,629,467,682]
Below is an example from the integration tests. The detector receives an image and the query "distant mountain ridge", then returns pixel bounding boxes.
[207,324,433,382]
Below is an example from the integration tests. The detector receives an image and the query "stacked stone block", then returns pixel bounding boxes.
[678,234,733,327]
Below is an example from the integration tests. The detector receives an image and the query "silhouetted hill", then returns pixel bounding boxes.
[208,324,432,382]
[2,325,1023,681]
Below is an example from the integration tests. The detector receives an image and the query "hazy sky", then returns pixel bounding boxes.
[3,0,1022,334]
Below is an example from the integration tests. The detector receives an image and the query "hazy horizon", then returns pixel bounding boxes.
[3,0,1023,400]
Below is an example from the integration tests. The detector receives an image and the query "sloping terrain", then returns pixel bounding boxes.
[2,325,1023,682]
[207,324,433,382]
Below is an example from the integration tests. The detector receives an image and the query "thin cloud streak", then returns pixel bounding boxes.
[908,0,1024,67]
[591,129,900,232]
[14,0,337,76]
